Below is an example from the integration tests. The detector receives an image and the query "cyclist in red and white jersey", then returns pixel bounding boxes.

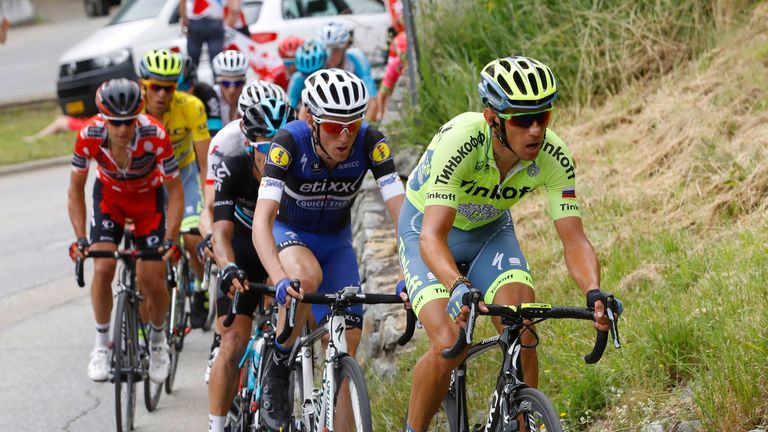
[67,79,184,384]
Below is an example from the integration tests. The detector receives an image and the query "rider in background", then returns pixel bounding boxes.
[207,99,294,432]
[253,69,405,431]
[286,38,327,111]
[178,54,224,136]
[317,21,380,119]
[267,35,304,91]
[140,48,210,308]
[212,50,249,125]
[67,79,183,384]
[397,56,619,431]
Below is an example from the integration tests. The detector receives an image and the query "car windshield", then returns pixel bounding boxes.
[109,0,167,25]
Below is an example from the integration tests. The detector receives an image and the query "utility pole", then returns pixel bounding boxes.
[402,0,420,109]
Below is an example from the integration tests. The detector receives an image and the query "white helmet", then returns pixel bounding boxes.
[237,80,287,115]
[302,68,368,118]
[317,21,352,48]
[212,50,249,77]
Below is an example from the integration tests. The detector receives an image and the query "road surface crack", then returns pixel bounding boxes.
[62,387,101,431]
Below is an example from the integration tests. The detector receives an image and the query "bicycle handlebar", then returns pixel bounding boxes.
[222,281,276,328]
[441,296,622,364]
[275,288,416,346]
[74,249,171,288]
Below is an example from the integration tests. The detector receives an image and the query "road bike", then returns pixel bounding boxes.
[277,286,416,432]
[75,232,175,432]
[436,290,622,432]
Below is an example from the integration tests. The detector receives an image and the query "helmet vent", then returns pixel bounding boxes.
[498,59,512,72]
[485,64,496,77]
[511,72,527,95]
[517,59,530,69]
[528,73,539,94]
[537,69,548,91]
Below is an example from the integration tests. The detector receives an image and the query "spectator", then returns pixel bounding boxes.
[224,0,249,37]
[267,36,304,91]
[372,31,407,122]
[0,3,10,45]
[180,0,230,70]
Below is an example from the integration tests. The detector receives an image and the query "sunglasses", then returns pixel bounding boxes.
[314,117,363,136]
[249,141,271,154]
[147,82,177,93]
[107,118,136,127]
[219,79,245,88]
[497,109,553,129]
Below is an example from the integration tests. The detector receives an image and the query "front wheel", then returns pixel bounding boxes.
[332,356,373,432]
[507,388,562,432]
[113,293,137,432]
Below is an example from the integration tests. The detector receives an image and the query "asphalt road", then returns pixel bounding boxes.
[0,164,210,431]
[0,3,108,104]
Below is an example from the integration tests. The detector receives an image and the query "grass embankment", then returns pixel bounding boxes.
[0,101,73,166]
[374,1,768,430]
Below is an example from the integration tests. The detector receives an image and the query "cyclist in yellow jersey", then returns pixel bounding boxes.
[140,49,211,288]
[398,56,621,432]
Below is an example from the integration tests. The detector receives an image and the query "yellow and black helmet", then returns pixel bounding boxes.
[478,56,557,111]
[139,49,183,82]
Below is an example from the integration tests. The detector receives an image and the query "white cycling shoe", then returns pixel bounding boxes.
[148,342,170,384]
[87,347,110,382]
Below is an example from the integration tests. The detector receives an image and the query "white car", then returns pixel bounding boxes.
[57,0,390,118]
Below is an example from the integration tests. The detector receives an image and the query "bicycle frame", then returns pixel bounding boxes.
[447,326,528,432]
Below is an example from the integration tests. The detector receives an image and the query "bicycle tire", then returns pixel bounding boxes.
[202,266,218,331]
[432,386,461,432]
[113,292,137,432]
[332,356,373,432]
[143,323,163,411]
[165,259,187,394]
[503,387,562,432]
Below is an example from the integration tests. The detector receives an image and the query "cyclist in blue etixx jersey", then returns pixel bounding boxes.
[317,21,380,119]
[286,38,328,111]
[398,56,622,432]
[252,69,405,431]
[207,99,294,432]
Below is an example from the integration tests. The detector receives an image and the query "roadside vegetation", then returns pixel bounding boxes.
[374,1,768,430]
[0,101,72,166]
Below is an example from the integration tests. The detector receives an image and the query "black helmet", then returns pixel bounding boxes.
[179,54,198,88]
[95,78,144,119]
[241,97,295,141]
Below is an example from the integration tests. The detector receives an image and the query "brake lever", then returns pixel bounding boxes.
[606,296,621,349]
[464,290,480,345]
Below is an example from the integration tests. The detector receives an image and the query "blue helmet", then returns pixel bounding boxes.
[241,97,295,141]
[295,39,328,74]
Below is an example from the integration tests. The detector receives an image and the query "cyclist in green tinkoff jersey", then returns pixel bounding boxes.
[397,56,622,431]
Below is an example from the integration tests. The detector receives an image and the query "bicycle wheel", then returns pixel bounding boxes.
[202,264,218,331]
[165,259,187,394]
[113,293,137,432]
[142,322,163,411]
[287,345,315,432]
[431,385,461,432]
[332,355,373,432]
[506,388,562,432]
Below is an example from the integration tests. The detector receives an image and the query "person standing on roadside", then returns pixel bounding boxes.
[180,0,228,70]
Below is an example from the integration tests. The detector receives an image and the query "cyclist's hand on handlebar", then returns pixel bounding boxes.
[68,237,89,261]
[447,284,488,326]
[275,277,302,306]
[196,233,213,261]
[160,239,181,262]
[220,264,248,297]
[587,289,622,332]
[395,279,411,309]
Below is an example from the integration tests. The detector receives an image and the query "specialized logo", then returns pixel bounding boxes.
[370,140,392,164]
[542,141,575,180]
[146,236,160,246]
[268,144,291,169]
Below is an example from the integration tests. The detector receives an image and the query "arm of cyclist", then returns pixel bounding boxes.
[421,204,488,325]
[163,175,184,259]
[67,169,89,260]
[194,138,211,186]
[178,0,188,32]
[554,216,613,331]
[211,157,248,294]
[198,183,215,239]
[252,197,300,305]
[212,220,247,295]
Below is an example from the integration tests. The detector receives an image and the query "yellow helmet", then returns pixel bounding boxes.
[478,56,557,111]
[139,49,183,82]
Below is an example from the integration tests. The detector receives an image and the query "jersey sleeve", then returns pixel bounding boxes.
[541,133,581,220]
[259,129,294,202]
[287,72,305,109]
[212,154,243,223]
[346,49,377,97]
[155,132,179,179]
[186,94,212,142]
[364,127,403,201]
[206,134,225,185]
[71,133,91,173]
[422,123,478,209]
